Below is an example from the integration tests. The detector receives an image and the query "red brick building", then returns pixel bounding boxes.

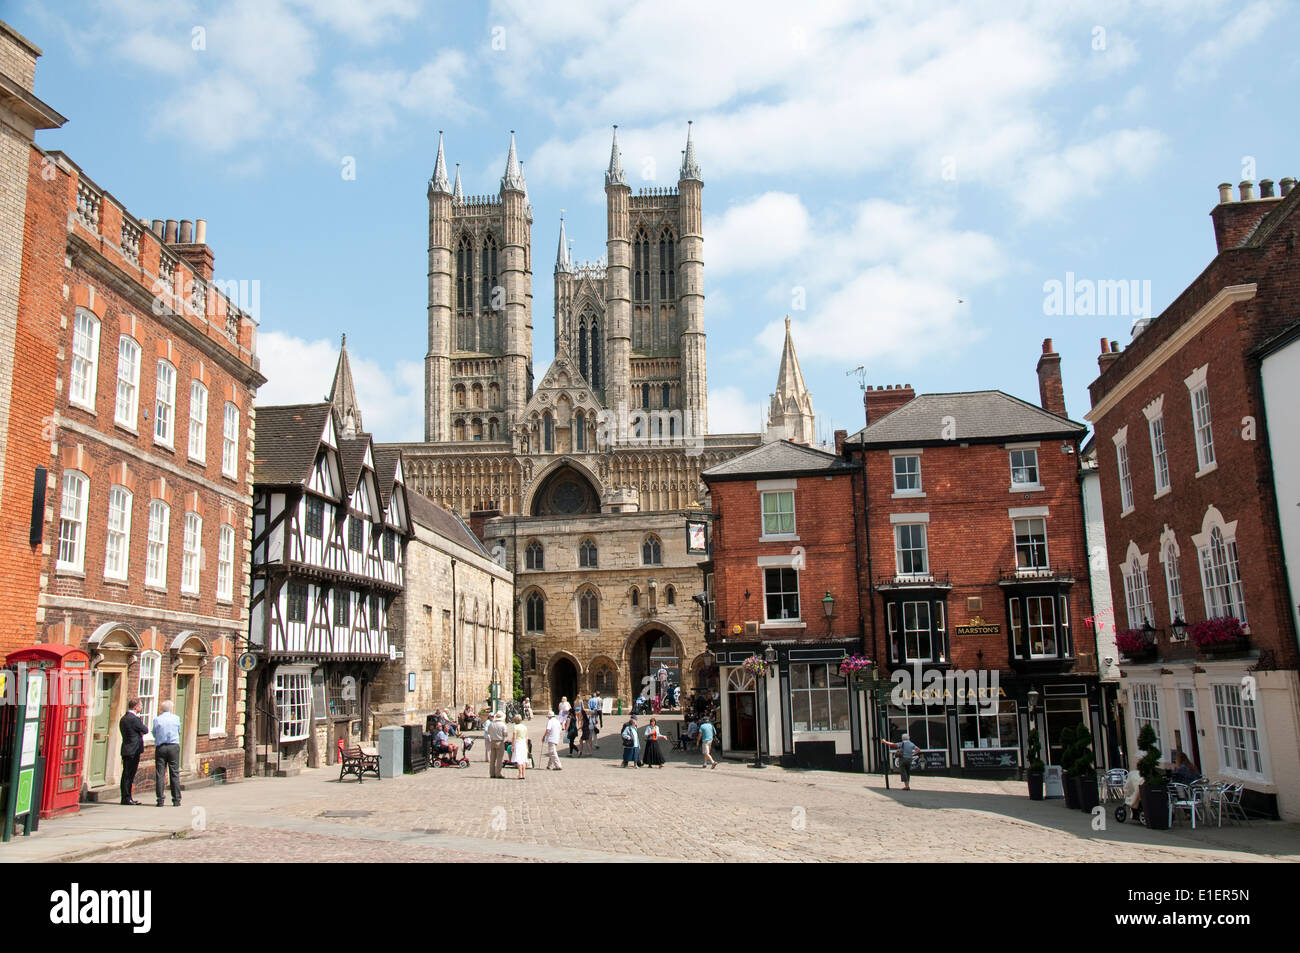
[1087,176,1300,820]
[9,90,264,796]
[843,342,1099,776]
[702,440,865,769]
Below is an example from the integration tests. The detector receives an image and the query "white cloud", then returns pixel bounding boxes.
[1016,128,1167,222]
[707,384,766,435]
[706,193,811,276]
[256,331,425,441]
[1176,0,1281,86]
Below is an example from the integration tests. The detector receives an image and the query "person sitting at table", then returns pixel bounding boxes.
[1171,750,1201,785]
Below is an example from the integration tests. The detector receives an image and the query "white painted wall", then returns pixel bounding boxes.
[1261,337,1300,640]
[1081,466,1119,681]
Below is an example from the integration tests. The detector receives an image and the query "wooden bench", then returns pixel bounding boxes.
[339,745,381,783]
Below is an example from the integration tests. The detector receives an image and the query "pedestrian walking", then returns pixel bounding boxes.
[579,706,593,756]
[697,717,717,768]
[642,717,666,767]
[152,700,183,805]
[567,706,580,754]
[487,710,509,778]
[118,698,148,805]
[513,715,528,780]
[543,710,564,770]
[886,733,919,790]
[558,696,571,729]
[522,696,533,720]
[482,711,494,762]
[620,716,641,767]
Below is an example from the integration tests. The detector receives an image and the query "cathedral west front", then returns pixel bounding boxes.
[383,125,817,709]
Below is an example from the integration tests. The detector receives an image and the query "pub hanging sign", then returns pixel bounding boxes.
[954,615,1001,636]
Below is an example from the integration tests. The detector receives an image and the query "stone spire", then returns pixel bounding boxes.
[329,334,363,437]
[555,213,572,274]
[605,124,627,187]
[680,120,701,181]
[501,130,526,192]
[430,130,452,194]
[452,163,463,202]
[766,316,816,445]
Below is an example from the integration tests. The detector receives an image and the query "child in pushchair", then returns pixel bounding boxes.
[1114,769,1145,824]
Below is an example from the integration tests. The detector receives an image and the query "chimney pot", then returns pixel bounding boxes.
[1240,180,1255,201]
[1281,177,1296,196]
[151,220,165,238]
[164,220,178,243]
[1043,337,1054,354]
[195,219,207,244]
[179,219,193,243]
[1259,179,1276,199]
[1100,337,1109,354]
[1218,183,1234,204]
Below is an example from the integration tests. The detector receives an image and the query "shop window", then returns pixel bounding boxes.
[957,700,1019,760]
[789,663,849,732]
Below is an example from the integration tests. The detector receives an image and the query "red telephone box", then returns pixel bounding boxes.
[5,645,91,818]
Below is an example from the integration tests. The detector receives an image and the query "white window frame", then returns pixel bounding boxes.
[188,380,208,462]
[114,335,141,428]
[1012,516,1050,571]
[892,454,922,495]
[69,308,100,411]
[1008,447,1040,490]
[104,484,132,581]
[1149,417,1170,497]
[217,523,235,602]
[1120,544,1153,630]
[901,599,934,662]
[57,470,89,573]
[274,667,313,743]
[1192,506,1247,624]
[788,662,850,733]
[1023,594,1059,658]
[759,489,796,539]
[1159,529,1186,630]
[761,566,801,624]
[138,650,161,740]
[154,360,176,447]
[1115,431,1134,515]
[1185,365,1216,475]
[894,523,929,578]
[146,500,170,588]
[1130,681,1162,755]
[181,511,202,595]
[1211,681,1267,782]
[222,402,240,478]
[209,657,228,736]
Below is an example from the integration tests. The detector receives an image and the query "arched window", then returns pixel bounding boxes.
[1200,526,1246,622]
[471,418,483,441]
[661,383,671,408]
[452,419,465,441]
[578,323,588,379]
[666,585,676,606]
[543,413,554,452]
[454,384,466,407]
[481,234,499,309]
[471,383,482,407]
[1162,537,1185,625]
[590,319,602,388]
[488,418,499,441]
[641,383,650,409]
[456,234,473,350]
[526,592,545,632]
[642,535,662,565]
[489,383,500,407]
[634,228,650,302]
[525,540,544,570]
[630,587,640,607]
[579,589,599,630]
[594,664,614,695]
[661,228,675,300]
[579,538,597,568]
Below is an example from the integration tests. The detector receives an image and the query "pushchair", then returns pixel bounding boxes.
[1114,769,1145,825]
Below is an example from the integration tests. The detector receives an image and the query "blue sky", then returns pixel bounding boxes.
[10,0,1299,442]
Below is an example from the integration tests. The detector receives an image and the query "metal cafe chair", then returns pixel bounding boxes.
[1168,782,1201,829]
[1219,781,1252,825]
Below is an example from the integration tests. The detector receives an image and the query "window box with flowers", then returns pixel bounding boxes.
[1116,628,1157,663]
[1189,617,1248,658]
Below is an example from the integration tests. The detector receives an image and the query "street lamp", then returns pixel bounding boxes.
[754,645,778,769]
[822,590,835,635]
[490,666,501,714]
[1027,688,1040,715]
[1171,616,1187,643]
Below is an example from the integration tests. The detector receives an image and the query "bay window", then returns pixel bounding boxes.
[274,668,312,742]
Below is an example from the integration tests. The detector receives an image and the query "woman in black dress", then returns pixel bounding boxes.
[579,706,593,756]
[642,717,666,767]
[567,706,580,755]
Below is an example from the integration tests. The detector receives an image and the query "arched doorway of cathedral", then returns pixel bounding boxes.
[625,624,684,705]
[547,653,580,714]
[588,656,618,699]
[528,460,602,517]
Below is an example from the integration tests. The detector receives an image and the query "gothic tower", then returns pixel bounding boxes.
[677,122,707,433]
[766,316,816,445]
[425,132,533,443]
[603,125,633,416]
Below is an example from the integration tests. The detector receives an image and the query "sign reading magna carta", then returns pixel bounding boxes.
[954,615,1001,636]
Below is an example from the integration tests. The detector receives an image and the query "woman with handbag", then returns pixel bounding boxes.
[642,717,666,768]
[621,716,641,768]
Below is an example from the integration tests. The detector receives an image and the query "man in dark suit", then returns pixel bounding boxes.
[119,698,149,805]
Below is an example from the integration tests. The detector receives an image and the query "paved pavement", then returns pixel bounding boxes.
[6,715,1299,863]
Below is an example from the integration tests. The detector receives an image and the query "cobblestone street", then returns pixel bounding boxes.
[50,717,1299,863]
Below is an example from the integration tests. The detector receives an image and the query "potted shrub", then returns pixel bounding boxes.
[1135,723,1169,830]
[1189,617,1247,656]
[1059,725,1080,809]
[1026,728,1045,800]
[1070,727,1099,813]
[1116,628,1156,662]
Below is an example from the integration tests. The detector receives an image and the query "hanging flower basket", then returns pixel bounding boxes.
[739,655,769,677]
[839,654,873,676]
[1116,629,1156,661]
[1190,617,1247,655]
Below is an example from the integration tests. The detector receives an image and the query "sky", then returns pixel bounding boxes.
[9,0,1299,443]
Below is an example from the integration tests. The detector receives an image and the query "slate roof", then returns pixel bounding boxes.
[251,403,333,487]
[407,490,492,558]
[372,447,403,507]
[702,439,855,480]
[845,391,1086,447]
[337,434,372,497]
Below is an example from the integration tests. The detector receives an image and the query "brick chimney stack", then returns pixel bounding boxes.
[833,428,847,457]
[1210,178,1284,252]
[1036,337,1066,418]
[1097,337,1123,376]
[863,384,916,423]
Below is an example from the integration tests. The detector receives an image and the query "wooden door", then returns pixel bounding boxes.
[175,676,192,762]
[89,672,117,786]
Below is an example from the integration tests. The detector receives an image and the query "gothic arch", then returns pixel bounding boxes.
[524,456,604,516]
[621,618,685,665]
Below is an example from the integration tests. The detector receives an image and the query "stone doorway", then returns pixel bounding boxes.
[628,628,682,705]
[549,656,578,713]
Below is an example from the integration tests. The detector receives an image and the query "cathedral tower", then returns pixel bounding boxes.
[677,122,707,432]
[425,132,533,443]
[766,316,816,445]
[603,125,633,414]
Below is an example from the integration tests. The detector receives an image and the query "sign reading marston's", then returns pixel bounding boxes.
[954,615,1001,636]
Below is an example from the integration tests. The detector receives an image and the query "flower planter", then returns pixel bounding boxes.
[1027,769,1044,801]
[1140,783,1170,830]
[1062,773,1080,809]
[1199,637,1249,659]
[1076,776,1100,813]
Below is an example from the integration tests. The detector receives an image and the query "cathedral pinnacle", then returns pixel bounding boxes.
[680,120,701,181]
[555,213,573,274]
[502,130,527,192]
[329,333,363,438]
[605,124,627,187]
[430,131,452,194]
[452,163,463,202]
[767,316,816,445]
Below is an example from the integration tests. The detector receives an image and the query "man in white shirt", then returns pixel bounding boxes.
[486,712,511,778]
[543,710,564,770]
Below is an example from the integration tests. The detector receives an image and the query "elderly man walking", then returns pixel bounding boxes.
[152,700,183,806]
[486,711,510,778]
[543,710,564,770]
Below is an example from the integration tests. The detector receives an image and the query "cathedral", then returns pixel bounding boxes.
[383,126,818,708]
